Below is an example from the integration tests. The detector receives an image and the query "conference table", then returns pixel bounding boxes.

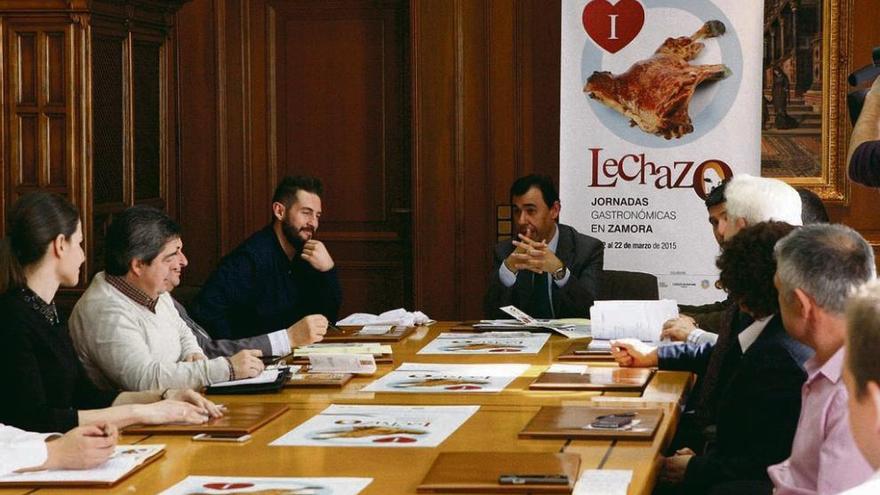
[7,323,692,495]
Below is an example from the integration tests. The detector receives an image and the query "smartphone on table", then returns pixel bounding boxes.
[192,433,252,442]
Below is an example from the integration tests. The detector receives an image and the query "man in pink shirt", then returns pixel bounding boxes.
[839,280,880,495]
[768,224,875,494]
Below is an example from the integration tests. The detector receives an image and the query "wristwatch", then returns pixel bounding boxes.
[552,264,567,281]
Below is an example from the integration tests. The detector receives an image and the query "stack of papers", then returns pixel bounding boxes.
[294,343,392,356]
[589,300,678,342]
[336,308,434,326]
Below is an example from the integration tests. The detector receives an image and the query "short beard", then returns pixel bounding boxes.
[281,222,309,252]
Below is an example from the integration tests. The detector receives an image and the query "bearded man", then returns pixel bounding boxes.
[191,176,340,340]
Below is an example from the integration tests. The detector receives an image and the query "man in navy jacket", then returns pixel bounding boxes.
[191,176,339,342]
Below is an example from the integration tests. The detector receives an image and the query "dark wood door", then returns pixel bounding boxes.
[270,0,412,316]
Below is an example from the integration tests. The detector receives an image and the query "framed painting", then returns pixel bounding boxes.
[760,0,851,203]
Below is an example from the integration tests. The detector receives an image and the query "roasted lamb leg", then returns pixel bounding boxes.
[585,20,731,139]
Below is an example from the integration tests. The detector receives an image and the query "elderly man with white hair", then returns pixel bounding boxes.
[666,174,803,348]
[717,173,802,240]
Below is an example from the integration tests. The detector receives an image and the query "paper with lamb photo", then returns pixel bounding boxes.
[417,332,550,355]
[270,404,479,448]
[336,308,433,327]
[589,300,678,342]
[0,445,164,484]
[159,476,372,495]
[362,363,530,393]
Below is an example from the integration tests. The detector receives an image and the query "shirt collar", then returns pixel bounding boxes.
[738,315,773,352]
[19,287,59,325]
[105,273,159,313]
[547,224,560,253]
[804,346,845,385]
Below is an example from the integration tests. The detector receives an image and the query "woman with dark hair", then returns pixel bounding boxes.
[610,222,814,494]
[0,192,223,434]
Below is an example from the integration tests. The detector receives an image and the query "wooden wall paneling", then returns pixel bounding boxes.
[130,34,164,206]
[126,7,179,214]
[411,0,459,318]
[518,0,561,183]
[250,0,272,233]
[458,0,492,319]
[0,16,5,237]
[217,0,250,253]
[90,27,127,208]
[175,0,220,283]
[266,0,411,316]
[335,260,407,314]
[90,16,129,276]
[2,12,88,284]
[6,23,75,196]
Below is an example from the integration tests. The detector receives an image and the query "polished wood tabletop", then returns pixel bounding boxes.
[23,323,691,495]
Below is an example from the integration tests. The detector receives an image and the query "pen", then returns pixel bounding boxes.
[498,474,569,485]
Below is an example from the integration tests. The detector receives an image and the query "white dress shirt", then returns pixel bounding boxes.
[838,471,880,494]
[737,315,772,352]
[0,424,57,476]
[498,226,571,288]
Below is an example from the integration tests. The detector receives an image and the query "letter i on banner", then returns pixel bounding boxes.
[560,0,763,304]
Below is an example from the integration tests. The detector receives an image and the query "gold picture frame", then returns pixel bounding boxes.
[761,0,851,204]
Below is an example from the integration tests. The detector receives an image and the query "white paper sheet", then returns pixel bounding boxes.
[336,308,433,327]
[294,343,392,356]
[358,325,394,335]
[0,445,164,484]
[209,369,280,388]
[547,364,589,374]
[159,475,372,495]
[417,332,550,355]
[573,469,632,495]
[308,354,376,374]
[270,404,479,448]
[589,300,679,342]
[362,363,530,393]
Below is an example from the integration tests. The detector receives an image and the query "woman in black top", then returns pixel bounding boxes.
[0,192,224,433]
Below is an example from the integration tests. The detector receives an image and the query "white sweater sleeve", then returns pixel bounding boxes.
[71,300,230,391]
[0,425,54,475]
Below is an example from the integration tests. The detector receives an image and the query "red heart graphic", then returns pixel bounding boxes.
[582,0,645,54]
[203,482,255,490]
[373,435,418,443]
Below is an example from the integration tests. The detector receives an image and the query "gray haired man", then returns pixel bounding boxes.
[767,224,876,494]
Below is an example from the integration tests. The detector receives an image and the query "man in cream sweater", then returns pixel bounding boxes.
[70,206,266,391]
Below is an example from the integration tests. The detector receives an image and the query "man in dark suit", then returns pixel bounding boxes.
[483,174,603,319]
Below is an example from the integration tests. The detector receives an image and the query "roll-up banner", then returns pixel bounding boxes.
[559,0,763,304]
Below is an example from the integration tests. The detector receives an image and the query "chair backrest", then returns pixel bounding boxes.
[597,270,659,301]
[171,285,202,311]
